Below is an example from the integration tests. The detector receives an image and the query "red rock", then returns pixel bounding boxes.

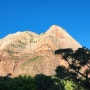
[0,25,81,77]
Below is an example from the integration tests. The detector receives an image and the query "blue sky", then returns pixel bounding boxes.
[0,0,90,48]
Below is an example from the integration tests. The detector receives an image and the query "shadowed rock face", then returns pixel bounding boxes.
[0,25,81,77]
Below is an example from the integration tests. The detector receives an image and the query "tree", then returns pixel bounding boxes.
[55,47,90,89]
[34,74,54,90]
[55,66,68,79]
[34,74,65,90]
[8,75,36,90]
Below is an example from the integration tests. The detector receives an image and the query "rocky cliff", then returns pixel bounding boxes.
[0,25,81,77]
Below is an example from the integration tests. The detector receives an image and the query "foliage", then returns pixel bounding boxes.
[8,75,36,90]
[55,66,84,90]
[55,66,68,79]
[34,74,65,90]
[35,74,54,90]
[55,47,90,90]
[0,75,36,90]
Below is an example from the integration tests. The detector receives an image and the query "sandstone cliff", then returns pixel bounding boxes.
[0,25,81,77]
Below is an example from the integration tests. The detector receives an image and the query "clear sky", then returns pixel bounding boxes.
[0,0,90,48]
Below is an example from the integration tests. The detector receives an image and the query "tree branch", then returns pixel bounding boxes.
[86,63,90,69]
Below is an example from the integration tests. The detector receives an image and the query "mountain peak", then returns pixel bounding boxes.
[46,25,64,33]
[45,25,68,37]
[49,25,64,29]
[0,25,81,77]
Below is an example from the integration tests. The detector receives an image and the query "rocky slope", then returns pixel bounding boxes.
[0,25,81,77]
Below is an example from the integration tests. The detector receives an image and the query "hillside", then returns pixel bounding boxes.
[0,25,81,77]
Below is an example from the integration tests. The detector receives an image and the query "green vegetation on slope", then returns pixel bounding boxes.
[22,56,43,66]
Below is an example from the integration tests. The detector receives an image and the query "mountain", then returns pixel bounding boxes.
[0,25,81,77]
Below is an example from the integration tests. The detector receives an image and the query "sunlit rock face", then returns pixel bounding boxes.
[0,25,81,77]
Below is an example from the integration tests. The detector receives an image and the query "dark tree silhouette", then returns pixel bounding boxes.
[34,74,54,90]
[55,47,90,89]
[34,74,65,90]
[55,66,68,79]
